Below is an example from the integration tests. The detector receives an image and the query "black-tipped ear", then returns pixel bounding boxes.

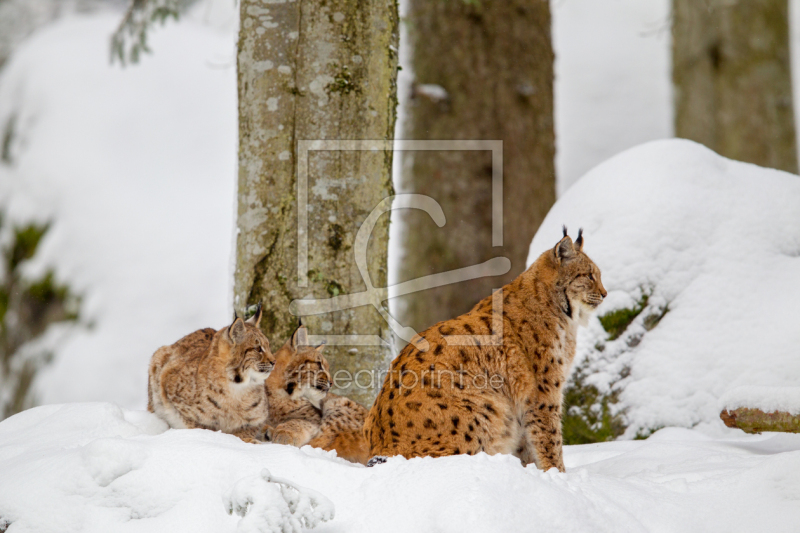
[291,325,309,349]
[562,225,568,238]
[554,236,576,263]
[228,317,247,344]
[314,343,326,353]
[246,302,263,326]
[575,228,584,251]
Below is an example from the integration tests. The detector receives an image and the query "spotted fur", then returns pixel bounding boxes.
[365,230,607,471]
[308,395,370,465]
[147,305,274,443]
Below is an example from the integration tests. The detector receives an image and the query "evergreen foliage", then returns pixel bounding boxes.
[0,215,80,419]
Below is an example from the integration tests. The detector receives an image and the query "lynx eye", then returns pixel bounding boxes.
[588,273,595,281]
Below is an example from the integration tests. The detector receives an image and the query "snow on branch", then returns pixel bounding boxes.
[224,468,335,533]
[110,0,190,65]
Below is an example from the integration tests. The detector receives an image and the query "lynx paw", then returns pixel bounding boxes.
[366,456,388,467]
[270,428,301,446]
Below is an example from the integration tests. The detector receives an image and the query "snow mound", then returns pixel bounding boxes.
[528,139,800,438]
[721,387,800,416]
[3,403,800,532]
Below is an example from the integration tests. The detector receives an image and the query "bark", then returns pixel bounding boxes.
[395,0,555,334]
[721,408,800,434]
[236,0,398,406]
[673,0,797,173]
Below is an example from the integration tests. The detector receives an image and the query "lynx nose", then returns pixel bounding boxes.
[601,289,608,298]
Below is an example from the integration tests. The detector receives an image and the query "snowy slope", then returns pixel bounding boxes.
[0,9,237,409]
[1,403,799,532]
[528,139,800,438]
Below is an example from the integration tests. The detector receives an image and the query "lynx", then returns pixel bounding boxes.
[264,326,329,446]
[147,304,274,443]
[265,326,370,464]
[365,228,606,472]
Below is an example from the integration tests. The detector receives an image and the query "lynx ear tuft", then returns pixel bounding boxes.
[228,317,247,344]
[292,325,309,349]
[314,343,326,353]
[246,302,263,326]
[575,228,584,251]
[554,236,576,263]
[562,225,568,238]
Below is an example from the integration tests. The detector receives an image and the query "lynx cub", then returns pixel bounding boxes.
[264,326,329,446]
[147,305,274,443]
[265,326,370,464]
[365,228,606,471]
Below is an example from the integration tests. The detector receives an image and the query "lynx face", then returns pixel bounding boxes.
[553,227,607,323]
[224,306,275,386]
[267,326,331,408]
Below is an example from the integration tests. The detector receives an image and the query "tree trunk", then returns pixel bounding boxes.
[236,0,398,406]
[673,0,797,173]
[394,0,555,335]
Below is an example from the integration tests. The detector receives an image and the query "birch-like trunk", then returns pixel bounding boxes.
[395,0,556,334]
[673,0,797,172]
[236,0,398,406]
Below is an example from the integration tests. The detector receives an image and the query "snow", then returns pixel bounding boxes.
[0,6,237,409]
[528,139,800,438]
[721,387,800,416]
[2,402,800,532]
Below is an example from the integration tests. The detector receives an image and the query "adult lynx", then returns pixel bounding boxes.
[148,305,274,443]
[365,229,606,471]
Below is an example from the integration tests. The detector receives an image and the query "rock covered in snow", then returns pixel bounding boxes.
[721,387,800,416]
[528,139,800,438]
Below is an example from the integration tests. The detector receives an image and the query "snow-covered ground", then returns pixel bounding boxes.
[528,139,800,438]
[1,402,799,532]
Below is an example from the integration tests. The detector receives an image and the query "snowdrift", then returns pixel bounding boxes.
[1,403,800,532]
[528,139,800,438]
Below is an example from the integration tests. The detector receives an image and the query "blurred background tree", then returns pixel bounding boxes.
[394,0,556,335]
[673,0,797,172]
